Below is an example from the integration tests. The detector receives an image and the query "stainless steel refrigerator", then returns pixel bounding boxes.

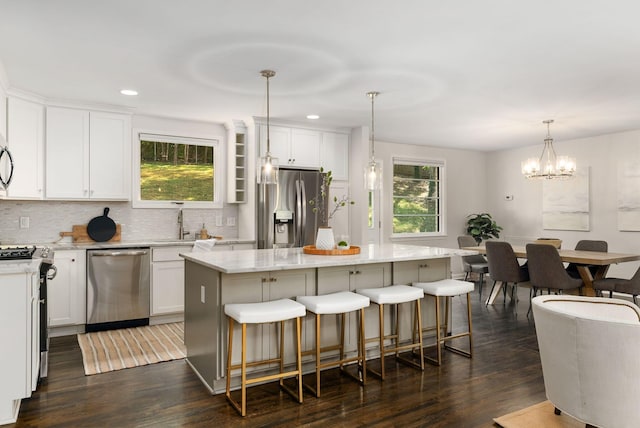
[257,168,327,249]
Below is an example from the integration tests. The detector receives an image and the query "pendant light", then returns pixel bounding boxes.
[364,91,382,190]
[521,119,576,179]
[257,69,279,184]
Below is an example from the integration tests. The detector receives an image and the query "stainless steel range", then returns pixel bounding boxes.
[0,246,56,378]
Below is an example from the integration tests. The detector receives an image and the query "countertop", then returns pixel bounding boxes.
[40,238,254,251]
[181,243,477,274]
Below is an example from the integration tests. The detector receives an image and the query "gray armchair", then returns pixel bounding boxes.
[593,266,640,303]
[566,239,608,279]
[485,241,529,307]
[526,243,584,315]
[457,235,489,300]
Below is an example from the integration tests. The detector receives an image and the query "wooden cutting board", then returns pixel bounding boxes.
[59,224,122,243]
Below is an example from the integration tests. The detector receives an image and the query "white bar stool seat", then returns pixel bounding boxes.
[356,284,425,380]
[296,291,370,397]
[224,298,306,416]
[226,298,306,324]
[413,279,474,366]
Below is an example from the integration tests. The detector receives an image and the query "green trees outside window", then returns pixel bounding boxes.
[393,160,443,234]
[139,138,215,202]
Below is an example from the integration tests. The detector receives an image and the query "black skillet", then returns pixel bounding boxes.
[87,207,117,242]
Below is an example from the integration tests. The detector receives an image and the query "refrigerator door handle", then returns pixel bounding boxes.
[295,179,302,247]
[300,180,308,246]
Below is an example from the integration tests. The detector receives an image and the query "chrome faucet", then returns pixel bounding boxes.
[177,207,190,240]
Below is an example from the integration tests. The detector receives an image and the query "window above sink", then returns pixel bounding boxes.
[132,132,223,209]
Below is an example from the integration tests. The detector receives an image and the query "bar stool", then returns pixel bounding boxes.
[224,298,306,416]
[413,279,473,366]
[356,284,425,380]
[296,291,370,397]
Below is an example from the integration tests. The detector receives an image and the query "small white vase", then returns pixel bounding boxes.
[315,227,335,250]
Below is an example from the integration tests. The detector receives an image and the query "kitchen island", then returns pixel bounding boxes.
[181,244,475,394]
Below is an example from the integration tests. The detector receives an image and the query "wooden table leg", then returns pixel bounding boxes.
[576,265,610,297]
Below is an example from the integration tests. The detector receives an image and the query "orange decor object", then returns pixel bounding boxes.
[303,245,361,256]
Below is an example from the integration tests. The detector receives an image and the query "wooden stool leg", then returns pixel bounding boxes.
[435,295,442,366]
[444,296,451,336]
[339,313,346,370]
[467,293,473,356]
[241,323,247,416]
[392,303,397,358]
[315,313,321,397]
[415,298,424,369]
[295,317,303,403]
[359,307,366,384]
[279,320,284,386]
[226,317,234,398]
[379,303,385,380]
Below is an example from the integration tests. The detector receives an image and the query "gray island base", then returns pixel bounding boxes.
[181,244,475,394]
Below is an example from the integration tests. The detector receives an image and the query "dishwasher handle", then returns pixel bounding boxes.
[89,249,149,257]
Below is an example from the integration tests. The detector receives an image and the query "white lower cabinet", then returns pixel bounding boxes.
[48,250,86,327]
[151,245,193,316]
[151,244,242,316]
[0,261,40,425]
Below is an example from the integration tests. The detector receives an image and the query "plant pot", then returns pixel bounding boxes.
[315,227,335,250]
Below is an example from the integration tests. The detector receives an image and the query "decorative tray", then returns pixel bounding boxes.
[303,245,361,256]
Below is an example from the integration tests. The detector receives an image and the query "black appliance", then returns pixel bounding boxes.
[0,246,56,378]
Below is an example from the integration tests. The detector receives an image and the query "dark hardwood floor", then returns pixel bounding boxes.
[10,286,546,427]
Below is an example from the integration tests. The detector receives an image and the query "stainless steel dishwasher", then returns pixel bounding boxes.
[86,248,150,332]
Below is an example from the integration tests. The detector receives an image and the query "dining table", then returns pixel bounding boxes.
[461,245,640,304]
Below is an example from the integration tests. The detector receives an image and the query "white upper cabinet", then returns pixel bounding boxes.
[1,97,45,199]
[46,107,131,200]
[290,128,321,167]
[89,111,131,199]
[259,125,321,168]
[45,107,89,199]
[320,132,349,180]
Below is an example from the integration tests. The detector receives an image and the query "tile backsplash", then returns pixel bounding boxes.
[0,200,239,244]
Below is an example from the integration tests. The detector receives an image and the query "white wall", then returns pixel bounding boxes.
[487,129,640,278]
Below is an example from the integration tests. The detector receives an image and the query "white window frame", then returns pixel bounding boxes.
[132,130,223,209]
[391,157,446,238]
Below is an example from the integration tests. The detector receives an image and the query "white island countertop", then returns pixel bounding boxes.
[181,243,477,274]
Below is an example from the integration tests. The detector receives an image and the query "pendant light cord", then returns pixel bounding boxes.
[367,91,379,159]
[261,70,276,154]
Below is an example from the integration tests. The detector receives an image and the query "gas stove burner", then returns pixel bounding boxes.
[0,245,37,260]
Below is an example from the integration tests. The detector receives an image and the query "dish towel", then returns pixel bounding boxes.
[193,238,217,252]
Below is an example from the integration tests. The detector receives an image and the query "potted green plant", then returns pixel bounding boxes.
[466,213,502,244]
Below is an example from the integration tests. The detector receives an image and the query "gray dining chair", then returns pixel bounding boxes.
[593,266,640,303]
[526,243,584,315]
[457,235,489,300]
[485,241,529,308]
[565,239,608,279]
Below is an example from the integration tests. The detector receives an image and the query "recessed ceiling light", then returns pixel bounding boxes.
[120,89,138,96]
[306,114,320,120]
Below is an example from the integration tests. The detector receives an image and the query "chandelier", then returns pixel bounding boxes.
[364,91,382,190]
[257,69,279,184]
[521,120,576,179]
